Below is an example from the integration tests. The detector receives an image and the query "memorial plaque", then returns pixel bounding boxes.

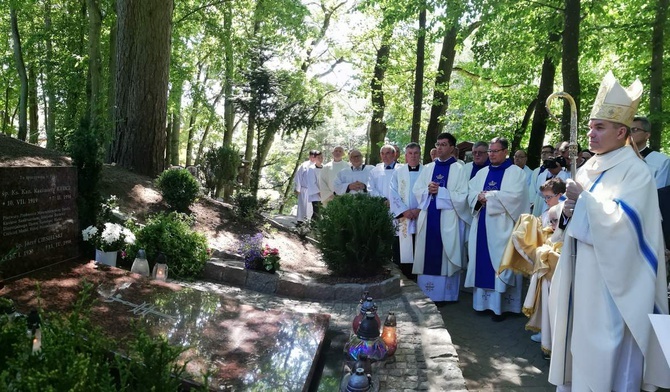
[0,166,79,280]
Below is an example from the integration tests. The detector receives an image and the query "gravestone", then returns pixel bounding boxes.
[0,135,79,281]
[0,261,330,391]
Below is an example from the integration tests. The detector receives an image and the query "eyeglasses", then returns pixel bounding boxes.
[487,149,505,154]
[542,194,558,201]
[472,150,487,155]
[435,142,450,147]
[631,127,648,133]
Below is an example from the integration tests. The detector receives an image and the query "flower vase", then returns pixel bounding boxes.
[95,249,118,267]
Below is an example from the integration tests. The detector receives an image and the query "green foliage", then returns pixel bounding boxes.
[69,117,103,230]
[203,144,242,197]
[314,194,394,277]
[116,328,186,391]
[156,169,201,212]
[233,191,272,224]
[0,282,191,391]
[127,212,210,279]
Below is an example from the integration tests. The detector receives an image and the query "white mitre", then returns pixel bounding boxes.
[589,71,643,127]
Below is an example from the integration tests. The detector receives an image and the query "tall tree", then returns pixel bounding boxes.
[9,5,28,142]
[423,4,463,163]
[368,25,392,165]
[43,0,57,148]
[110,0,173,176]
[649,0,668,150]
[87,0,103,131]
[410,4,426,143]
[560,0,580,141]
[28,67,38,143]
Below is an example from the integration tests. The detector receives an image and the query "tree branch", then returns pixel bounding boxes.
[175,0,230,25]
[452,67,516,88]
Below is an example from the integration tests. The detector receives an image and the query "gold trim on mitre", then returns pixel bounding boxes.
[589,71,643,127]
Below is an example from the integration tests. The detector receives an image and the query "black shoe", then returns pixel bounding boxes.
[491,314,506,322]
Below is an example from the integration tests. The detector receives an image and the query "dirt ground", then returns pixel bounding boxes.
[98,164,390,283]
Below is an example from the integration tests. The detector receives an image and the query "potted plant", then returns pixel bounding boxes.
[236,233,281,273]
[81,196,135,267]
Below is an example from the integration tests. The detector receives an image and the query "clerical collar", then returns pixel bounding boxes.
[352,164,366,171]
[408,166,420,172]
[640,146,652,158]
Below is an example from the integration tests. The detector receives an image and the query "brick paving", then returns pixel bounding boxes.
[180,277,467,391]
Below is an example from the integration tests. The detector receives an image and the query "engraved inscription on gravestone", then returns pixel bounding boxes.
[0,167,79,280]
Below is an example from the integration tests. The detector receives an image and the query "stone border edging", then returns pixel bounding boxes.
[203,258,401,301]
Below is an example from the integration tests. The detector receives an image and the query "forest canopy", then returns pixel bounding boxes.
[1,0,668,203]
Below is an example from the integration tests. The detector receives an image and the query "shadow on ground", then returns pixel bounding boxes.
[438,291,554,391]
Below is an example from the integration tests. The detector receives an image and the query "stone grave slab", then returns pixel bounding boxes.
[0,261,330,391]
[1,136,79,281]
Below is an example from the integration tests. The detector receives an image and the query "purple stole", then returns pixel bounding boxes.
[470,159,490,179]
[474,159,513,288]
[422,157,456,275]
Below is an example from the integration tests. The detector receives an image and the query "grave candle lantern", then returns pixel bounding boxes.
[381,311,397,357]
[345,311,388,361]
[152,253,168,281]
[131,249,150,277]
[27,309,41,354]
[152,264,168,281]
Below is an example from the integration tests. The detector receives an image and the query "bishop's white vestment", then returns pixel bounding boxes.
[548,146,670,391]
[640,147,670,188]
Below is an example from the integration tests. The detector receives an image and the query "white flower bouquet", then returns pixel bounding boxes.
[82,222,136,252]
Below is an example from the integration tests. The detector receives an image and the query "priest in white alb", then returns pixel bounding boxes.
[319,146,350,206]
[389,142,423,280]
[465,137,529,320]
[412,133,469,302]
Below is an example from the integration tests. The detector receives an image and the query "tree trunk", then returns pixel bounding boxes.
[561,0,580,142]
[2,87,10,135]
[196,86,225,164]
[410,6,426,144]
[649,0,667,151]
[185,102,199,167]
[106,0,118,158]
[243,108,256,187]
[423,24,458,163]
[28,68,38,144]
[511,98,537,156]
[185,66,206,167]
[528,54,556,168]
[111,0,173,176]
[368,28,392,166]
[279,128,310,214]
[10,6,28,142]
[169,81,184,165]
[43,0,57,149]
[222,0,235,146]
[87,0,103,131]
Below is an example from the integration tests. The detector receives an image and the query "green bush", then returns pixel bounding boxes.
[0,282,194,391]
[203,144,242,198]
[314,194,394,277]
[233,191,271,223]
[127,212,210,279]
[156,169,201,212]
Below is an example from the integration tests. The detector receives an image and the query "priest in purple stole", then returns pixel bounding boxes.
[465,137,529,318]
[412,133,469,302]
